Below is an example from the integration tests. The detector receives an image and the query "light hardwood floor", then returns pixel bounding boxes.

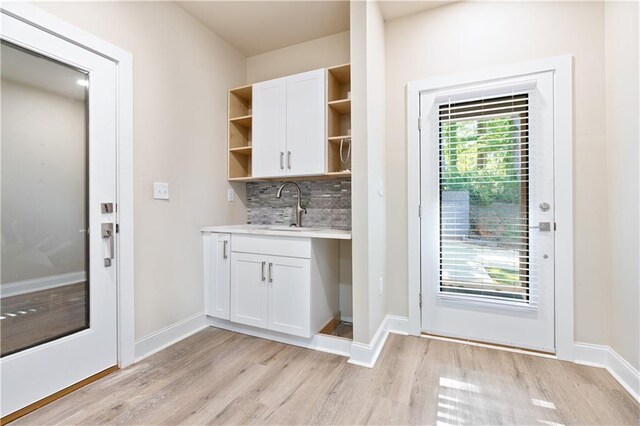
[14,328,640,425]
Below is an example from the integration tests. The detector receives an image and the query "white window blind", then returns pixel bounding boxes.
[438,92,536,304]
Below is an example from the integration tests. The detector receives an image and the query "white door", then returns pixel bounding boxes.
[267,256,310,337]
[203,233,230,320]
[1,12,118,416]
[420,72,556,352]
[286,69,326,176]
[230,252,268,329]
[252,77,287,178]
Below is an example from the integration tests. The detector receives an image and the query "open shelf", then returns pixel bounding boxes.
[229,146,252,155]
[328,99,351,114]
[327,64,351,102]
[326,64,352,174]
[228,85,252,119]
[229,115,252,128]
[228,85,253,179]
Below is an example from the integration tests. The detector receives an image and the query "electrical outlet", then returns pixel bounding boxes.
[227,188,235,202]
[153,182,169,200]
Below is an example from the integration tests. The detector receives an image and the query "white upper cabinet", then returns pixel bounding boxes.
[252,77,287,178]
[286,69,326,176]
[252,69,326,178]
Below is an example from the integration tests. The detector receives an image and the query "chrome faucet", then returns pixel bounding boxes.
[276,181,307,227]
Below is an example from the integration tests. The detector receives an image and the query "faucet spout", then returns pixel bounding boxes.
[276,181,307,227]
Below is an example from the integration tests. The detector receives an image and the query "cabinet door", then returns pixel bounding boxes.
[285,69,326,176]
[204,233,230,320]
[230,252,268,329]
[252,77,287,178]
[267,256,311,337]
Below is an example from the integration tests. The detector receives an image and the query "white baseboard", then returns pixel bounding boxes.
[206,316,352,358]
[574,342,640,402]
[1,271,86,298]
[348,315,409,368]
[134,313,207,362]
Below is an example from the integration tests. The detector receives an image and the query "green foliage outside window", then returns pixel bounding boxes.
[440,117,523,206]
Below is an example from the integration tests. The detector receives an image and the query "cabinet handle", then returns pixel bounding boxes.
[222,240,228,259]
[287,151,291,170]
[261,261,266,282]
[280,152,284,170]
[268,262,273,283]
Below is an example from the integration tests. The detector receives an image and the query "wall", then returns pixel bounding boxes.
[384,1,612,346]
[350,0,387,343]
[246,31,350,84]
[1,80,86,283]
[604,1,639,370]
[35,1,248,340]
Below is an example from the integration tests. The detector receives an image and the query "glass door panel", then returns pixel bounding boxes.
[1,40,89,357]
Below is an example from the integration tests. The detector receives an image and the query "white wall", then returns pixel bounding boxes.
[385,1,612,346]
[604,1,639,370]
[1,80,86,283]
[351,0,387,343]
[35,1,248,340]
[247,31,350,83]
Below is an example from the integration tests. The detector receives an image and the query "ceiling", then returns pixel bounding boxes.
[379,1,457,21]
[176,1,456,57]
[176,1,350,57]
[1,41,87,101]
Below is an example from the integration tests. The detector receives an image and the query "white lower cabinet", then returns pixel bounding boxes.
[204,232,338,339]
[203,232,231,320]
[267,256,310,336]
[230,252,269,329]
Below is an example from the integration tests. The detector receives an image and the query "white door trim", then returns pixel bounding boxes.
[1,2,135,367]
[406,55,574,361]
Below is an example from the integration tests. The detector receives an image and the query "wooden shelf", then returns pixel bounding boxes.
[327,64,351,102]
[229,115,252,128]
[328,99,351,114]
[228,85,253,179]
[326,64,352,174]
[229,146,252,155]
[328,135,351,142]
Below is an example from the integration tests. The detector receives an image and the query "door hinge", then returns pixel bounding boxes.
[418,204,422,218]
[418,116,422,130]
[116,224,120,233]
[554,222,557,231]
[419,292,423,308]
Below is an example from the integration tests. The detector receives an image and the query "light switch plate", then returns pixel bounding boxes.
[153,182,169,200]
[227,188,235,202]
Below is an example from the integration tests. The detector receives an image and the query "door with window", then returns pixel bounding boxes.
[420,72,555,352]
[1,11,118,417]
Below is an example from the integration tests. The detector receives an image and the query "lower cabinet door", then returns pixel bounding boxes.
[230,252,268,329]
[204,233,231,320]
[267,256,311,337]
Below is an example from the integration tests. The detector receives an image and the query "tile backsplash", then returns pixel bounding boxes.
[246,179,351,230]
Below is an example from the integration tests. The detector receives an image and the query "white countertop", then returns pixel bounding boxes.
[201,224,351,240]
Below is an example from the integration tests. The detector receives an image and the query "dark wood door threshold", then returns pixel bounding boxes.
[1,365,119,425]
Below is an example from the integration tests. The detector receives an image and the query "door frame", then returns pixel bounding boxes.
[406,56,574,361]
[1,3,136,367]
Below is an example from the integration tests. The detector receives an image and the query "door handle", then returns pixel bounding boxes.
[261,261,266,282]
[222,240,228,259]
[268,262,273,283]
[287,151,291,170]
[102,223,114,267]
[280,152,284,170]
[529,222,551,232]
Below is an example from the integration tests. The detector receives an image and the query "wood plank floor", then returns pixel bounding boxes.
[14,328,640,425]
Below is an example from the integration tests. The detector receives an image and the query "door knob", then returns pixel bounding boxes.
[539,202,550,212]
